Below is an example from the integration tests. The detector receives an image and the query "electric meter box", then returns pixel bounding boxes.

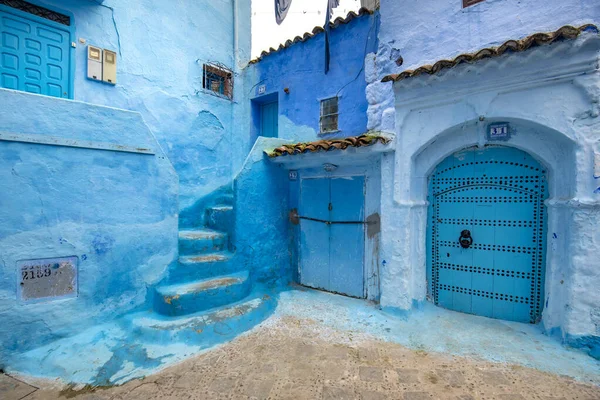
[87,45,102,81]
[102,49,117,85]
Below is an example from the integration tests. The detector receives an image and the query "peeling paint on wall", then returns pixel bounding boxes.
[0,89,178,365]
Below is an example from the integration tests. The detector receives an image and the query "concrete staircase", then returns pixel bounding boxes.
[128,202,274,343]
[7,201,278,386]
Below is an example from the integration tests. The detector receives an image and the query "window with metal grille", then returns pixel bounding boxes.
[462,0,485,8]
[0,0,70,25]
[320,97,338,133]
[202,63,233,99]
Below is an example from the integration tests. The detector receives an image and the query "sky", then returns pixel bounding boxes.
[251,0,362,58]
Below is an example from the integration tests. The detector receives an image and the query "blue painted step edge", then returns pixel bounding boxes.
[154,270,251,316]
[179,229,228,256]
[206,205,234,236]
[170,252,241,282]
[130,287,276,345]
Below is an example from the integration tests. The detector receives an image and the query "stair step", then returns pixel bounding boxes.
[154,271,251,316]
[170,251,241,281]
[210,205,233,211]
[130,289,276,344]
[206,205,234,235]
[179,252,231,263]
[179,229,227,255]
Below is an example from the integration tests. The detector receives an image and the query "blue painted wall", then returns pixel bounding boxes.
[245,10,379,148]
[233,138,292,284]
[15,0,251,213]
[0,89,178,365]
[0,0,252,366]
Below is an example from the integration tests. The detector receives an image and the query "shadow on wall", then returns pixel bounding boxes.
[234,137,294,284]
[132,91,235,213]
[179,184,234,229]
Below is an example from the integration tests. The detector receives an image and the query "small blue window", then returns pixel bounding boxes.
[202,63,233,99]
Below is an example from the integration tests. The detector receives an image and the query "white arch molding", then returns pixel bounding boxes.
[378,36,600,345]
[380,117,580,333]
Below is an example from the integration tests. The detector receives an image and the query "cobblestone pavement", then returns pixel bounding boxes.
[2,315,600,400]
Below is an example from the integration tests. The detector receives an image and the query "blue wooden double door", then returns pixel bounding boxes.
[427,146,548,323]
[299,176,365,298]
[1,4,71,98]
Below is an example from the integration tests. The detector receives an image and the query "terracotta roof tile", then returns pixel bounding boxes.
[267,134,390,157]
[382,24,599,83]
[249,8,374,65]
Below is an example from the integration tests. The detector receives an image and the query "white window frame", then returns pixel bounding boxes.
[320,96,339,134]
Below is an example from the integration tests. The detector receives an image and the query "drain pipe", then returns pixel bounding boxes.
[231,0,239,195]
[232,0,239,70]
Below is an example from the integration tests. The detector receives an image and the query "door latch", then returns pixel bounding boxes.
[459,229,473,249]
[289,209,370,225]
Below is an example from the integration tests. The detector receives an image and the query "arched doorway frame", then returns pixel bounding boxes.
[377,37,600,347]
[380,115,579,331]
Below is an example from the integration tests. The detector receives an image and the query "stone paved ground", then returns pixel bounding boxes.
[2,315,600,400]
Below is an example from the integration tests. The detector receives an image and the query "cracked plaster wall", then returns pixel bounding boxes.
[233,137,292,284]
[229,12,381,288]
[233,10,379,170]
[366,0,599,132]
[0,0,251,365]
[32,0,251,212]
[0,89,178,365]
[375,30,600,359]
[362,0,600,357]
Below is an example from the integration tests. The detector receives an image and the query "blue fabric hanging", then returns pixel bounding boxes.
[275,0,293,25]
[324,0,340,73]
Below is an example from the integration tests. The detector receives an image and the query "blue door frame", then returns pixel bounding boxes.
[0,2,75,99]
[427,146,548,323]
[299,176,365,298]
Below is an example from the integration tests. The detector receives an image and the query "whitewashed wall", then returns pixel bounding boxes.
[372,21,600,354]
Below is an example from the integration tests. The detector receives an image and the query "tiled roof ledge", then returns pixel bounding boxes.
[249,8,375,65]
[266,133,394,158]
[382,24,599,83]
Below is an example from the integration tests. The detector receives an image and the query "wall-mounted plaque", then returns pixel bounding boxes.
[488,123,511,141]
[17,256,78,302]
[463,0,485,8]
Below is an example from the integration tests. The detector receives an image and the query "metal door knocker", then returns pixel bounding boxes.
[459,229,473,249]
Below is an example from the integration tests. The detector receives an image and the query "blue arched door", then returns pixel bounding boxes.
[427,146,548,323]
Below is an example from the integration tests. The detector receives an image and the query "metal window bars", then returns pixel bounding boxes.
[202,62,233,100]
[0,0,70,26]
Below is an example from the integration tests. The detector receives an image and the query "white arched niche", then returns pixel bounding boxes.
[403,117,576,330]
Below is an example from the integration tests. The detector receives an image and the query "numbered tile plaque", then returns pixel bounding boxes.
[17,256,78,302]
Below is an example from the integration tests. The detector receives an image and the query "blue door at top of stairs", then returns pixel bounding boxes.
[1,5,72,98]
[427,146,548,324]
[299,176,365,298]
[260,101,278,138]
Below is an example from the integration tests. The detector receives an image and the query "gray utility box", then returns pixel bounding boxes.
[102,49,117,85]
[87,45,102,81]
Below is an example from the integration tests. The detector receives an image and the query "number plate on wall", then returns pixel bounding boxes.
[17,256,78,302]
[488,123,511,140]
